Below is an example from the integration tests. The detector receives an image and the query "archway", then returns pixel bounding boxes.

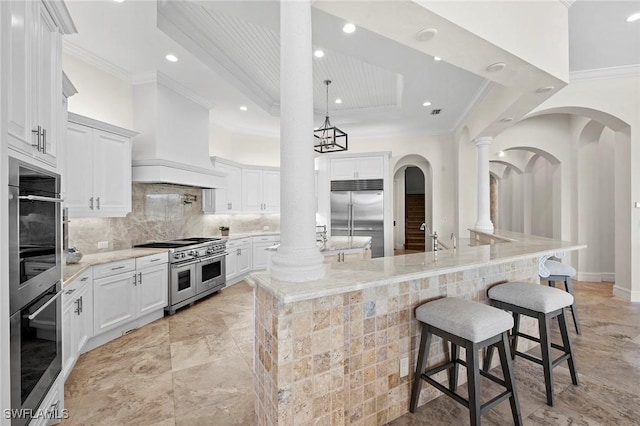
[393,155,433,253]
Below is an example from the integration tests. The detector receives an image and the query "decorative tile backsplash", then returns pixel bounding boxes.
[69,183,280,254]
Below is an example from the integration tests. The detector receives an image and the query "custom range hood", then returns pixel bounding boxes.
[132,75,224,189]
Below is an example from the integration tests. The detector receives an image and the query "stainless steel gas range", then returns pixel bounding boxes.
[135,237,226,314]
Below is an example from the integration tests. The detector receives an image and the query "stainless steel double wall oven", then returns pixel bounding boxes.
[8,157,63,425]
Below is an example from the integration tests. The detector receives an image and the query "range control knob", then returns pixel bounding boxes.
[173,254,181,259]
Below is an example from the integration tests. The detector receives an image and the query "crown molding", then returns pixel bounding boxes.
[559,0,576,8]
[63,40,132,82]
[43,0,78,34]
[451,79,493,133]
[570,64,640,82]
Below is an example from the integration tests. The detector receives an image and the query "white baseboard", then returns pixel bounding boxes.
[576,271,616,283]
[612,285,640,303]
[602,272,615,282]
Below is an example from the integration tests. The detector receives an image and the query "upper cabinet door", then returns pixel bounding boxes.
[214,162,242,213]
[5,0,35,153]
[355,156,384,179]
[34,3,61,165]
[330,156,384,180]
[262,170,280,212]
[5,1,62,167]
[65,123,94,215]
[242,168,263,211]
[92,130,132,216]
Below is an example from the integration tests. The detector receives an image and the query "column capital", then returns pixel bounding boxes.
[474,136,493,147]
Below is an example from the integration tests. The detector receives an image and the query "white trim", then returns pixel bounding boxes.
[42,0,78,34]
[559,0,576,8]
[132,159,225,177]
[576,272,602,282]
[63,40,132,82]
[62,72,78,98]
[130,71,157,86]
[452,80,493,133]
[570,64,640,82]
[68,112,138,138]
[601,272,615,282]
[612,285,640,303]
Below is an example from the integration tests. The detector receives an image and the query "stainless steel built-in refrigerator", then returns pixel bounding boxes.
[330,179,384,258]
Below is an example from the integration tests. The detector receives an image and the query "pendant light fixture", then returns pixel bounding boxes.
[314,80,348,153]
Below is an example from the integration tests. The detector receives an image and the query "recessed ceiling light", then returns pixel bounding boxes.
[626,12,640,22]
[240,106,248,111]
[433,56,442,61]
[422,101,432,107]
[343,23,356,34]
[498,151,505,158]
[486,62,506,72]
[500,117,513,123]
[536,86,555,93]
[415,28,438,42]
[335,99,342,104]
[314,49,325,58]
[165,54,178,62]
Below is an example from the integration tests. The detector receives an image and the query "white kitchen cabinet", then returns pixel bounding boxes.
[252,235,280,270]
[62,268,93,380]
[66,114,137,218]
[203,159,243,214]
[242,168,280,212]
[226,238,252,284]
[3,0,74,167]
[93,253,168,336]
[31,375,63,426]
[330,155,384,180]
[136,258,169,316]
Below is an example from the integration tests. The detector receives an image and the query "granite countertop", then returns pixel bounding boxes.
[248,231,586,303]
[63,248,169,285]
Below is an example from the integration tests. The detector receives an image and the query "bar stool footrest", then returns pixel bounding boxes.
[423,374,514,415]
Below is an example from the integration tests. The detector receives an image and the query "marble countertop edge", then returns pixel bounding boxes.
[62,248,169,285]
[249,239,586,304]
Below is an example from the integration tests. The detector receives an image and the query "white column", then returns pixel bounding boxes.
[474,136,494,233]
[270,0,325,282]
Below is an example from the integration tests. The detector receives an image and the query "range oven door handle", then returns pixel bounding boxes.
[18,195,64,203]
[26,290,63,320]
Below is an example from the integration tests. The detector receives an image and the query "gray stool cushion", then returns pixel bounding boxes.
[544,260,576,277]
[488,282,574,314]
[415,298,514,343]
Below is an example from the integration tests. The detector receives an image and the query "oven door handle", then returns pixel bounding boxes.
[18,195,65,203]
[26,290,63,320]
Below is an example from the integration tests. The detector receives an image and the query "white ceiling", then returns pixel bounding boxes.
[63,0,640,140]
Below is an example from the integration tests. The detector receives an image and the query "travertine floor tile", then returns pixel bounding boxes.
[62,280,640,426]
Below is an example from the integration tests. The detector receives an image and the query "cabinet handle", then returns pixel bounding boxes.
[81,277,89,282]
[65,288,76,295]
[133,273,137,286]
[228,203,232,210]
[237,248,241,256]
[139,272,142,284]
[31,126,42,151]
[79,295,83,314]
[96,197,100,210]
[111,265,126,271]
[90,197,94,210]
[74,299,80,315]
[42,128,47,154]
[149,258,161,262]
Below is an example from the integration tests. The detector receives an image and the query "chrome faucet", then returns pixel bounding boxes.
[420,223,438,252]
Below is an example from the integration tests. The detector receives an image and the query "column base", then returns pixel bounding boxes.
[474,222,495,233]
[270,246,326,282]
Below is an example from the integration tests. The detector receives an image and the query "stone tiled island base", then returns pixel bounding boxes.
[252,258,540,425]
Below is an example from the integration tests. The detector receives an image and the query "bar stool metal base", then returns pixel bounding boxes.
[410,323,523,426]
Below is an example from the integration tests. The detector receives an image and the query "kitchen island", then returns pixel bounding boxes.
[247,231,585,425]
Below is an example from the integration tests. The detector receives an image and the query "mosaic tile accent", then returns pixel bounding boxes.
[254,258,540,425]
[69,183,280,254]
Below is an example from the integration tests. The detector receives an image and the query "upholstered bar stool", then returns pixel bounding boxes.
[485,282,579,406]
[540,259,581,334]
[410,298,522,426]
